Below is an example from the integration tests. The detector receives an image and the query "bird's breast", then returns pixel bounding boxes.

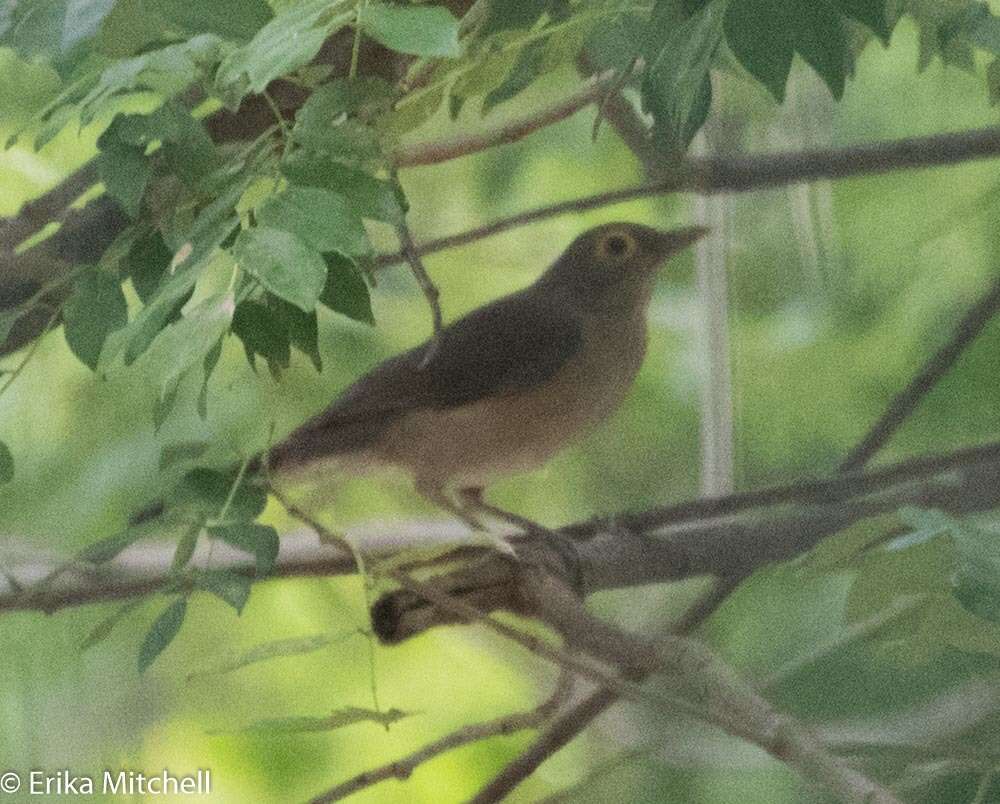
[379,311,648,487]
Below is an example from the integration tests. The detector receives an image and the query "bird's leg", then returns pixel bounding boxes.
[458,487,583,590]
[414,478,517,557]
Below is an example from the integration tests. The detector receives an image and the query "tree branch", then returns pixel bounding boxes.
[373,125,1000,269]
[391,69,617,168]
[309,670,573,803]
[839,273,1000,472]
[4,440,999,618]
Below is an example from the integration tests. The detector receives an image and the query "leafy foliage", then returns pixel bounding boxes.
[4,9,1000,795]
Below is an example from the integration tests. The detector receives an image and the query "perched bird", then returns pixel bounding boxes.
[271,222,706,543]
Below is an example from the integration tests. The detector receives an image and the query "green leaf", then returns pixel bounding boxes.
[835,0,894,43]
[643,1,724,153]
[169,468,267,522]
[170,521,202,573]
[0,0,115,60]
[0,48,62,127]
[233,227,327,312]
[77,525,150,564]
[156,0,273,42]
[256,186,371,255]
[191,569,252,614]
[321,254,374,324]
[142,293,235,394]
[123,229,171,303]
[76,34,226,126]
[96,143,151,219]
[138,597,187,672]
[63,270,129,370]
[186,631,354,680]
[231,299,292,373]
[159,441,211,470]
[724,0,848,101]
[0,440,13,484]
[360,2,460,57]
[214,0,353,109]
[198,337,224,419]
[479,0,550,37]
[208,523,280,576]
[226,706,410,735]
[269,296,322,371]
[81,600,142,651]
[281,154,403,223]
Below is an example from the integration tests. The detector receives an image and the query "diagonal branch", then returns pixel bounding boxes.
[309,670,573,803]
[839,273,1000,471]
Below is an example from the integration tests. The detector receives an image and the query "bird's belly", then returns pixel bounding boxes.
[379,331,644,487]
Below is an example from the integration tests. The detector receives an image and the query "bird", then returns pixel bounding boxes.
[268,221,707,551]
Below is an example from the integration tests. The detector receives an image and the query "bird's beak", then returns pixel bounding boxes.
[654,226,710,257]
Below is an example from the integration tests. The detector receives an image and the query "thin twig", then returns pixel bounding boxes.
[390,172,443,361]
[393,69,617,168]
[839,274,1000,472]
[309,670,573,803]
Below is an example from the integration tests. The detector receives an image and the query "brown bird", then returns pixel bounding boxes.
[270,222,706,547]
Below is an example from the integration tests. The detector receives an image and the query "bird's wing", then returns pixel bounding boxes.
[273,292,583,463]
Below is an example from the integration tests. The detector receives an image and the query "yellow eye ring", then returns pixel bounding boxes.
[598,231,637,260]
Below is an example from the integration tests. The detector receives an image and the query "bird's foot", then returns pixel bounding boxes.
[458,487,584,592]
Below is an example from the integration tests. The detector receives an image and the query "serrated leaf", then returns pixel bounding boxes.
[321,254,374,324]
[360,2,460,57]
[226,706,410,735]
[234,227,327,312]
[0,440,13,484]
[257,186,371,255]
[63,270,128,370]
[191,569,252,614]
[159,441,211,470]
[643,0,724,153]
[138,597,187,672]
[208,523,279,576]
[187,631,354,680]
[214,0,353,109]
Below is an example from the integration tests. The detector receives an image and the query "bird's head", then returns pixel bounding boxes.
[537,222,708,311]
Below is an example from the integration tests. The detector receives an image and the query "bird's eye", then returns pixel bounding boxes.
[599,232,635,259]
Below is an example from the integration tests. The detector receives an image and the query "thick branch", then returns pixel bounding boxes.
[374,125,1000,268]
[4,441,999,618]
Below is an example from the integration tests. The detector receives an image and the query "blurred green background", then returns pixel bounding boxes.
[3,16,1000,803]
